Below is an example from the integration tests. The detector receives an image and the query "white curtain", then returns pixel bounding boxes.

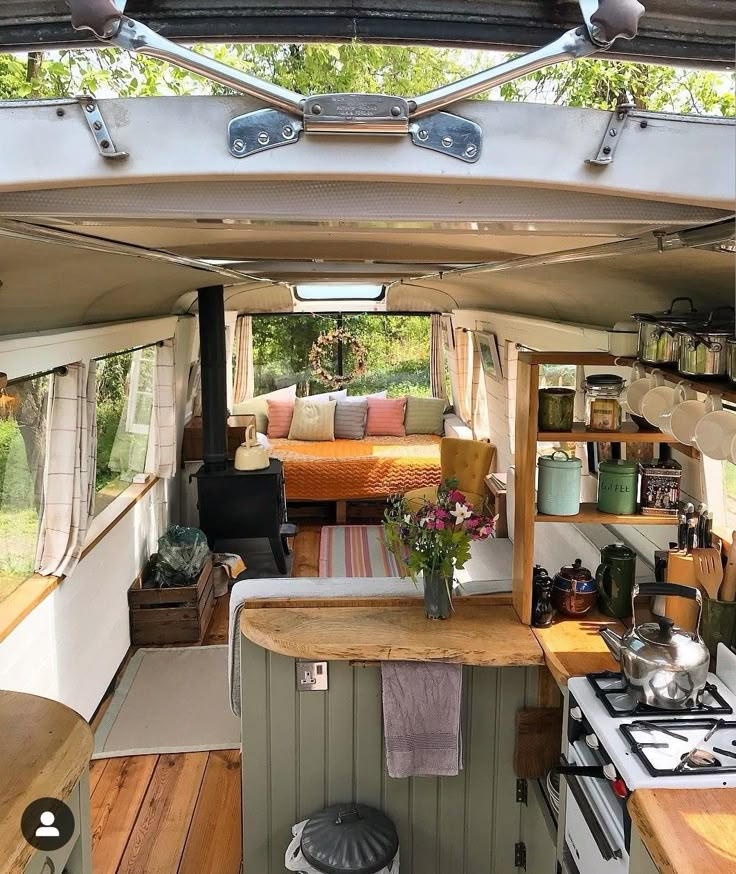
[233,314,255,404]
[146,338,177,479]
[429,313,448,402]
[35,362,97,578]
[452,328,473,425]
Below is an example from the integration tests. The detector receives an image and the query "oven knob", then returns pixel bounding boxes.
[603,763,617,782]
[584,732,600,750]
[612,778,629,799]
[570,706,583,721]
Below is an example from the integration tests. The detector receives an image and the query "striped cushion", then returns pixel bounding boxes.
[404,396,447,435]
[366,397,406,437]
[266,399,295,438]
[288,398,336,441]
[334,399,368,439]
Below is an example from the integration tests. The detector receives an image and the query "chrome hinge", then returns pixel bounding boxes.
[77,95,128,159]
[586,100,635,166]
[515,841,527,870]
[227,96,481,163]
[516,778,528,804]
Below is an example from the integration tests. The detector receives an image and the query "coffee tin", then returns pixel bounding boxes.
[597,459,638,515]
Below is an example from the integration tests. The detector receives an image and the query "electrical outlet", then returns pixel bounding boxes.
[296,661,328,691]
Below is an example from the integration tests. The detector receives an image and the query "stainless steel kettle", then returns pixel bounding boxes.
[599,582,710,710]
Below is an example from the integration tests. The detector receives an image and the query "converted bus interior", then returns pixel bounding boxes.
[1,1,736,873]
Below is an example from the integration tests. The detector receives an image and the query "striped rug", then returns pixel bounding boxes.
[319,525,407,578]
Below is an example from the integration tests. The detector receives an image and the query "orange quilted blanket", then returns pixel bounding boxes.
[269,436,442,501]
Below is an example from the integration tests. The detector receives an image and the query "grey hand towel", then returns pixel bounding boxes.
[381,661,463,778]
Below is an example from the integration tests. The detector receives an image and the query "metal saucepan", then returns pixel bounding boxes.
[676,306,736,378]
[632,297,701,365]
[728,339,736,384]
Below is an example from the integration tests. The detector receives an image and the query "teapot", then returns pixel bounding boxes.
[599,582,710,710]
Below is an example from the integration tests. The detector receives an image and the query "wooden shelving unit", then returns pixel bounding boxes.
[538,421,677,443]
[535,504,677,525]
[512,351,677,624]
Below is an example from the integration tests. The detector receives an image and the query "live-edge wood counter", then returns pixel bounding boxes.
[629,788,736,874]
[531,610,621,686]
[0,689,93,874]
[241,603,545,666]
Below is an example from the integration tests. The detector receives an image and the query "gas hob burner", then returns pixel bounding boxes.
[586,671,733,718]
[620,717,736,777]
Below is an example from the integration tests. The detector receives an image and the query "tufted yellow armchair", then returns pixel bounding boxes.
[404,437,496,513]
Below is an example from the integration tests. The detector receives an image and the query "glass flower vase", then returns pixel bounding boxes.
[423,569,453,620]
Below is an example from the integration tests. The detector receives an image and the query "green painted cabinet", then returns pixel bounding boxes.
[241,634,540,873]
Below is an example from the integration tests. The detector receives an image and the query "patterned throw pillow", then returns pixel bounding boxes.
[266,399,295,438]
[404,396,447,435]
[334,399,368,439]
[288,398,337,441]
[365,397,407,437]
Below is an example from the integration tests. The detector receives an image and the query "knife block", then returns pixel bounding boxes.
[665,553,702,633]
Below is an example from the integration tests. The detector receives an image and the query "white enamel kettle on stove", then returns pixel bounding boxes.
[234,424,270,471]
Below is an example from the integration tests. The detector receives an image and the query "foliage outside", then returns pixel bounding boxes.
[0,377,49,601]
[1,42,732,118]
[252,315,431,398]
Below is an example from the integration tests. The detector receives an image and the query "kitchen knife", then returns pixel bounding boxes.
[720,532,736,602]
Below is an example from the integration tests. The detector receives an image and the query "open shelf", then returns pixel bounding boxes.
[535,503,677,525]
[617,357,736,405]
[537,422,676,443]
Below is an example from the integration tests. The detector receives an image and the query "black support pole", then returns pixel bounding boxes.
[198,285,228,472]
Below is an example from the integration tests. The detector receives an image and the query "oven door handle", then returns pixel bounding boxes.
[563,771,623,862]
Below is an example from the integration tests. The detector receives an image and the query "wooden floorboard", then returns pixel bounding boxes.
[118,753,208,874]
[178,751,242,874]
[91,755,159,874]
[89,757,109,796]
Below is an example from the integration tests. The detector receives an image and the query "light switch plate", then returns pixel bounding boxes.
[296,661,328,691]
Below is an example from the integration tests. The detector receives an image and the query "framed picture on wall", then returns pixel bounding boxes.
[475,332,503,382]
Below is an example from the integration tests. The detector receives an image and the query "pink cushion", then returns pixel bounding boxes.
[365,397,407,437]
[266,399,295,438]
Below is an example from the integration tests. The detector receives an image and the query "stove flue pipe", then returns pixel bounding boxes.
[198,285,228,472]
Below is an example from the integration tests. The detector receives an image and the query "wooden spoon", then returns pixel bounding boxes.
[720,533,736,602]
[693,547,724,601]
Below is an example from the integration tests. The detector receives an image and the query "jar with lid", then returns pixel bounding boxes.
[583,374,626,431]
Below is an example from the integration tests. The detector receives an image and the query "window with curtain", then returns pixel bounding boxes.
[251,314,431,397]
[0,374,50,602]
[95,346,156,514]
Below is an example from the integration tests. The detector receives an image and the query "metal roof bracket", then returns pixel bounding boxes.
[77,95,128,159]
[68,0,645,165]
[586,101,634,166]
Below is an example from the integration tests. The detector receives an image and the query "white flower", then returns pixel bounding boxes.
[419,517,427,527]
[403,514,412,524]
[450,502,472,523]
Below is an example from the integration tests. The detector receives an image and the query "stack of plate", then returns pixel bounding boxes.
[546,769,560,817]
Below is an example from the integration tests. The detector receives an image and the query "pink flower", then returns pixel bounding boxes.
[465,517,481,529]
[425,518,436,529]
[435,520,445,530]
[448,489,466,504]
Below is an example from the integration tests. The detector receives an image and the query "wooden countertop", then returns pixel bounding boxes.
[531,611,621,686]
[241,604,545,667]
[0,690,93,874]
[630,788,736,874]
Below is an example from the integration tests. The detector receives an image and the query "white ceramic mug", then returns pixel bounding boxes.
[624,362,652,417]
[658,381,696,437]
[641,372,694,431]
[695,399,736,460]
[671,392,722,447]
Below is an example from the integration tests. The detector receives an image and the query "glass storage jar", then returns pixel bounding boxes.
[583,374,626,431]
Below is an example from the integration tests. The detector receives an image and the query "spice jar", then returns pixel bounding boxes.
[639,458,682,516]
[583,374,626,431]
[538,388,575,432]
[597,459,639,515]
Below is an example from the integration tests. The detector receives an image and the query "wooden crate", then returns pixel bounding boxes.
[128,557,215,645]
[182,414,256,462]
